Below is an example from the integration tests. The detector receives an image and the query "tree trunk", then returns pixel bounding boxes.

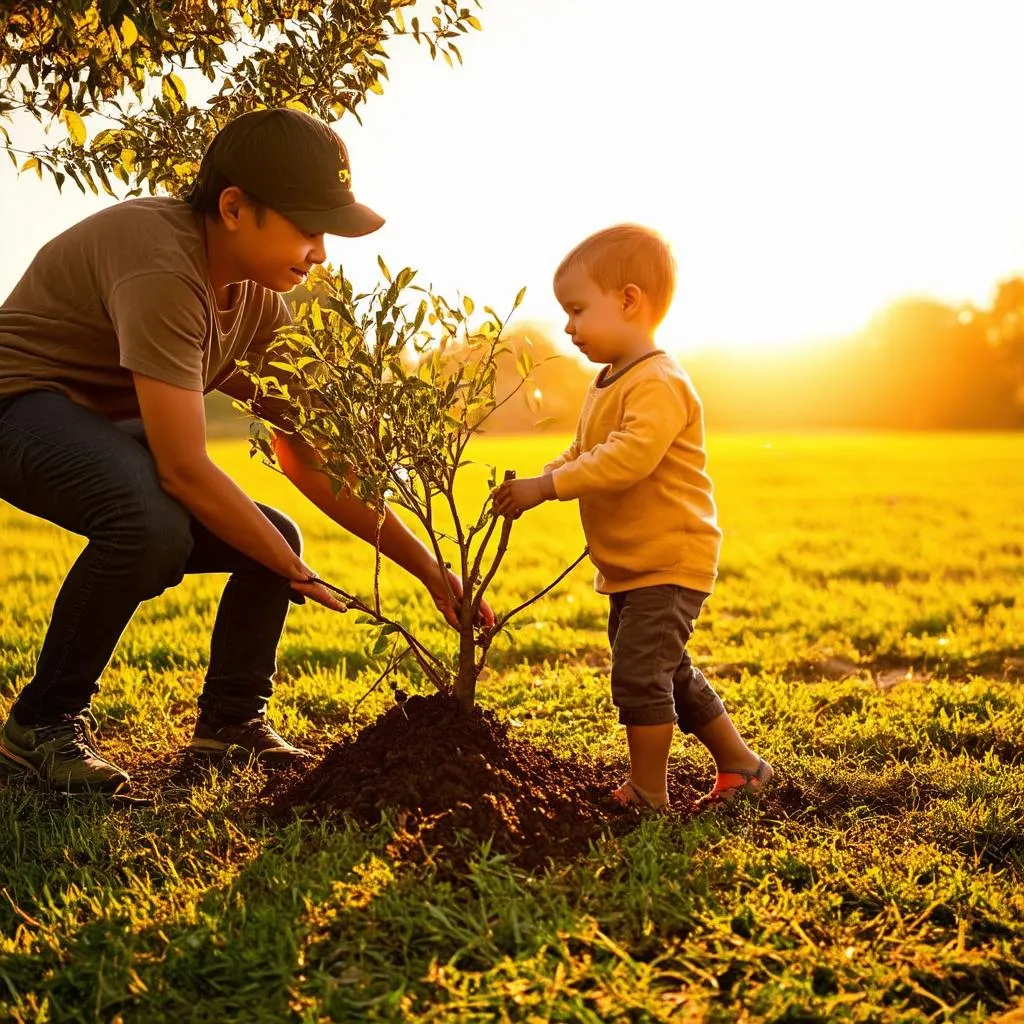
[454,624,477,713]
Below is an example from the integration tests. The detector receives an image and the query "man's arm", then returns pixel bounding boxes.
[217,373,493,628]
[133,373,345,611]
[273,433,432,580]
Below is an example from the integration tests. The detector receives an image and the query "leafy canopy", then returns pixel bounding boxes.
[0,0,480,195]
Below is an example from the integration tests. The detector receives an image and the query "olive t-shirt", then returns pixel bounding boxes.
[0,196,289,420]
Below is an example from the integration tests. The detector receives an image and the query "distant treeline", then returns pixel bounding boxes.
[206,277,1024,433]
[484,278,1024,431]
[691,281,1024,430]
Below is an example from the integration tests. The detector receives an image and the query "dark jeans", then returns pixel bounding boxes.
[0,390,301,725]
[608,583,726,729]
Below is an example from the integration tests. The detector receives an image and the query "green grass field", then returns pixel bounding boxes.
[1,433,1022,1023]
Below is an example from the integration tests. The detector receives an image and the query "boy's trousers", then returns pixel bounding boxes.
[0,390,300,724]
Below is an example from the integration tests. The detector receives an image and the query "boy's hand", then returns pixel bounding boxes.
[491,476,550,518]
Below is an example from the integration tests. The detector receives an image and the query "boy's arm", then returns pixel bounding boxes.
[490,435,579,518]
[542,436,580,474]
[494,380,690,516]
[548,379,690,500]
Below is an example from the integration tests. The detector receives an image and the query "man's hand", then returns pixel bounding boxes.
[424,563,496,630]
[491,475,549,518]
[289,574,350,613]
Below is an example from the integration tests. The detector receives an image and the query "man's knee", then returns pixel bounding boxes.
[94,494,194,597]
[262,506,302,556]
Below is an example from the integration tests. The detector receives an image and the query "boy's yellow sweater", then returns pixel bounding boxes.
[543,350,721,595]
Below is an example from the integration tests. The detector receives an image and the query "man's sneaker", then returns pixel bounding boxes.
[188,715,310,768]
[0,712,130,793]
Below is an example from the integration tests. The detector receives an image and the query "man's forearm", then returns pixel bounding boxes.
[273,433,436,582]
[160,458,306,579]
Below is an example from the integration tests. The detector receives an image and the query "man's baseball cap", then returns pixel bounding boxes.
[201,107,384,237]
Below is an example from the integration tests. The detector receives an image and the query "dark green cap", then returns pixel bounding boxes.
[203,107,384,237]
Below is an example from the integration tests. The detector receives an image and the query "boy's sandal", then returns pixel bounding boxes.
[697,758,774,810]
[610,779,670,813]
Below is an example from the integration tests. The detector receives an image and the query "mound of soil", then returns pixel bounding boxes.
[265,694,662,871]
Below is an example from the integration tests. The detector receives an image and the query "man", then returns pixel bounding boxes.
[0,108,490,792]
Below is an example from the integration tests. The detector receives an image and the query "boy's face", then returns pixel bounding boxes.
[554,266,633,366]
[226,198,328,292]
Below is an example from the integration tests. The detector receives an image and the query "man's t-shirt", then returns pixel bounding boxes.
[0,196,289,420]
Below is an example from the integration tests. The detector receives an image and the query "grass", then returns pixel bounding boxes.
[1,432,1022,1023]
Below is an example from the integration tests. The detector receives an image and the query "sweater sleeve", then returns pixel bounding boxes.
[550,379,688,499]
[542,436,580,474]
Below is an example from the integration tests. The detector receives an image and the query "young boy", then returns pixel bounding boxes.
[0,108,491,793]
[491,224,771,810]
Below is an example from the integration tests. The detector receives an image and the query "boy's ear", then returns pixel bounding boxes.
[217,186,248,232]
[622,283,643,317]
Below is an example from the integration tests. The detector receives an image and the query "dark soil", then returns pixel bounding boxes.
[264,693,689,871]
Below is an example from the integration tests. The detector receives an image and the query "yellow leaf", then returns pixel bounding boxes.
[285,98,309,112]
[58,81,70,103]
[20,157,41,179]
[369,78,384,95]
[162,73,186,110]
[120,148,136,170]
[62,109,86,146]
[467,15,482,30]
[120,15,138,48]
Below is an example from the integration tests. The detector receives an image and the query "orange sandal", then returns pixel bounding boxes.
[611,779,670,812]
[697,758,774,809]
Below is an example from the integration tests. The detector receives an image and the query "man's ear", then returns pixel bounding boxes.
[622,283,644,318]
[217,186,248,232]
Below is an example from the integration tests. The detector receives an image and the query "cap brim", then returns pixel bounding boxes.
[286,202,385,237]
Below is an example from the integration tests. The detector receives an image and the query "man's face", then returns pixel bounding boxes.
[233,202,327,292]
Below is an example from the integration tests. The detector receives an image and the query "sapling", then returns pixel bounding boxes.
[236,263,586,713]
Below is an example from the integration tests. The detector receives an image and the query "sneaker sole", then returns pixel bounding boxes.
[0,740,129,794]
[187,740,310,767]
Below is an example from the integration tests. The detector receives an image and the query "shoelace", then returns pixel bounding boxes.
[34,712,101,758]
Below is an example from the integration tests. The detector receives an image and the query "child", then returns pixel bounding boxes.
[0,108,491,793]
[491,224,772,810]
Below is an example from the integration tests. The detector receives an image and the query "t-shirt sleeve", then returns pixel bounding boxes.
[107,271,209,390]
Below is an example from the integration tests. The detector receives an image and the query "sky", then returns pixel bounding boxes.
[1,0,1022,356]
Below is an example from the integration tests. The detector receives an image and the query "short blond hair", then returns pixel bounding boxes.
[554,224,676,324]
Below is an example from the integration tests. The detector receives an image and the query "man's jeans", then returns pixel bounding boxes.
[0,390,301,724]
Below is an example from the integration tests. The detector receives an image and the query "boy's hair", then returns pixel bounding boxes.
[554,224,676,324]
[184,165,267,224]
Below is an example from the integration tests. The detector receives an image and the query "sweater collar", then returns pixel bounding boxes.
[595,349,664,389]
